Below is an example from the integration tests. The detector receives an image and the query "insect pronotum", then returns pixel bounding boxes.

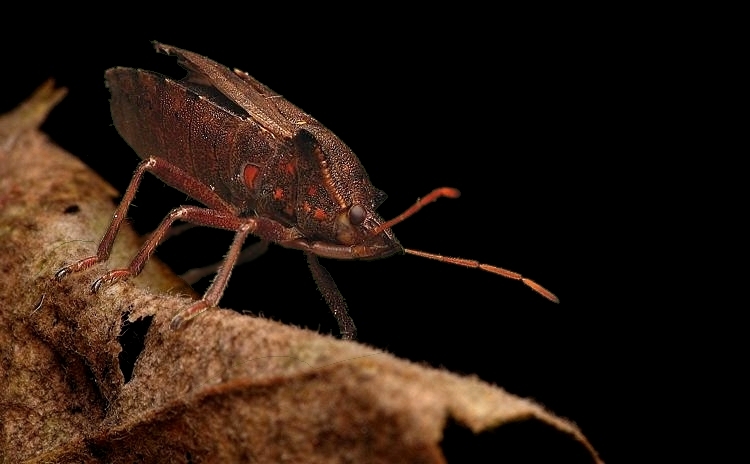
[55,42,558,340]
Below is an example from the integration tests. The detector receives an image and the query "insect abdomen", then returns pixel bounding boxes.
[106,68,275,210]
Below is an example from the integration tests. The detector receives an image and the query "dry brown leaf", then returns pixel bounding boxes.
[0,83,601,463]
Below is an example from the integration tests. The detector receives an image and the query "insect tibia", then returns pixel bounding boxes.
[404,248,559,303]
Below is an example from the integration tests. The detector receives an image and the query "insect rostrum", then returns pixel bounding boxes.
[55,42,558,340]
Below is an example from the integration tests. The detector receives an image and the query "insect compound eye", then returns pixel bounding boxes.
[348,204,366,226]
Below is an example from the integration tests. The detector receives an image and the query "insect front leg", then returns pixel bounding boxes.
[55,155,308,330]
[55,158,157,280]
[55,156,238,280]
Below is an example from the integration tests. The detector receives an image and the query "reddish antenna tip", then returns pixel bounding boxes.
[406,249,559,304]
[522,278,560,303]
[439,187,461,199]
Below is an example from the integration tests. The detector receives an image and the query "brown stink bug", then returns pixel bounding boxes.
[55,42,558,340]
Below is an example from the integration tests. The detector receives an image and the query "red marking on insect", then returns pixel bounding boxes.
[243,164,260,188]
[54,42,558,340]
[283,161,296,176]
[313,208,327,221]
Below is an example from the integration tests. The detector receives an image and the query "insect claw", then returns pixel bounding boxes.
[54,267,71,281]
[170,300,211,330]
[55,257,101,281]
[32,293,46,313]
[340,329,357,341]
[91,278,105,293]
[170,314,186,330]
[90,269,132,293]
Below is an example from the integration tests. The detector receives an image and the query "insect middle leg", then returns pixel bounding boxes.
[180,240,270,285]
[170,222,255,329]
[90,205,256,292]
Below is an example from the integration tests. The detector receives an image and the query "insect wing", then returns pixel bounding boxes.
[155,43,297,141]
[106,67,269,209]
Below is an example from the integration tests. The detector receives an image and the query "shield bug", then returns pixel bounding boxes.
[56,42,558,340]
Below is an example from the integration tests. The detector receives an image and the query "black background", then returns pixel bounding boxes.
[2,13,647,462]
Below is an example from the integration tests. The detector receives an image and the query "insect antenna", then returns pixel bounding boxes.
[403,249,559,303]
[372,187,460,236]
[374,187,559,303]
